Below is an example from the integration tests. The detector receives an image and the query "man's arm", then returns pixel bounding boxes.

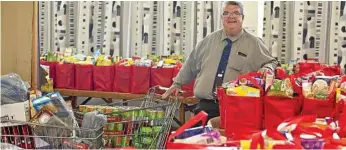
[252,38,278,72]
[172,42,202,88]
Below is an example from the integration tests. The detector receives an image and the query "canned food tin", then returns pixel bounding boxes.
[156,110,165,118]
[114,123,123,131]
[86,106,96,112]
[99,106,107,113]
[103,123,109,132]
[142,137,153,145]
[105,107,113,114]
[78,105,86,112]
[152,126,162,133]
[122,137,130,147]
[123,111,136,121]
[108,123,115,131]
[114,136,122,147]
[138,110,145,117]
[104,135,112,148]
[133,142,142,149]
[141,127,153,134]
[146,110,156,120]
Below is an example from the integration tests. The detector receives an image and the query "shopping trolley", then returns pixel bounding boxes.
[74,86,181,149]
[0,115,103,149]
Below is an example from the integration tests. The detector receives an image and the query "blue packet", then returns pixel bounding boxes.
[174,126,213,139]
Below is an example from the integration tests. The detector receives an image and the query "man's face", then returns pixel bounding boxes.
[222,5,243,30]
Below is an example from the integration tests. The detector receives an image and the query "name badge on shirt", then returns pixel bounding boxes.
[237,52,247,58]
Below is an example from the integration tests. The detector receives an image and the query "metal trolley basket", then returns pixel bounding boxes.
[0,116,103,149]
[75,86,181,149]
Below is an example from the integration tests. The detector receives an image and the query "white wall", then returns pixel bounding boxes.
[241,1,264,38]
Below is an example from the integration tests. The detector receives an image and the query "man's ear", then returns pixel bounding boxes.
[242,15,244,20]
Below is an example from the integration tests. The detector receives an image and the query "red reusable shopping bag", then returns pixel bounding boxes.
[320,65,341,76]
[166,111,219,149]
[75,64,93,90]
[264,96,301,129]
[114,65,132,93]
[217,87,226,129]
[40,60,58,87]
[336,100,346,138]
[131,66,150,94]
[55,63,75,89]
[264,74,303,129]
[275,67,287,80]
[298,58,322,75]
[223,72,264,140]
[93,66,114,92]
[150,67,174,88]
[301,91,336,118]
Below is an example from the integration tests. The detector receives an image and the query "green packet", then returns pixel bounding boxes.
[267,78,294,98]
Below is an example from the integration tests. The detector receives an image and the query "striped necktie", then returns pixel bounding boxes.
[213,39,232,95]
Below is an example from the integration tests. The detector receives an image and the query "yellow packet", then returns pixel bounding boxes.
[164,59,177,65]
[102,59,112,66]
[336,88,346,103]
[240,139,289,149]
[226,85,260,97]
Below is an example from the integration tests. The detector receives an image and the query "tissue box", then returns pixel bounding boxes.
[1,100,30,127]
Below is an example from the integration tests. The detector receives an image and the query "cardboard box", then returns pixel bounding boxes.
[1,100,30,127]
[208,117,225,136]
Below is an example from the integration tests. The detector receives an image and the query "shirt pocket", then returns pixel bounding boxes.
[227,52,249,73]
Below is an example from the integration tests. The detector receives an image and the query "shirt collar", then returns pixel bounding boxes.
[221,28,244,42]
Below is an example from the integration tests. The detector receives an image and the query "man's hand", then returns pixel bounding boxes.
[258,67,274,76]
[162,85,181,99]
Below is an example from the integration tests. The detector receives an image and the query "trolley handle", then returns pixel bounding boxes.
[157,86,195,99]
[155,86,199,104]
[157,86,185,94]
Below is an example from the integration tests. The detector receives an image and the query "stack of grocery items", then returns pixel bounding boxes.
[277,58,342,79]
[150,56,179,91]
[210,59,346,148]
[264,73,302,130]
[29,92,106,149]
[239,115,345,149]
[39,48,189,95]
[166,112,230,149]
[275,59,298,79]
[1,87,106,149]
[167,111,346,149]
[40,52,59,88]
[217,72,265,140]
[301,73,341,118]
[77,105,165,148]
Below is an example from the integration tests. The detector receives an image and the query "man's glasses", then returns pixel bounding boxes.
[222,11,242,18]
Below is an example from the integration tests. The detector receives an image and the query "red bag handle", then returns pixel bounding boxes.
[330,100,345,123]
[250,132,264,149]
[266,129,287,140]
[288,73,306,95]
[250,129,304,149]
[168,111,208,142]
[327,138,346,146]
[269,130,304,149]
[320,65,341,75]
[304,58,319,62]
[283,115,316,126]
[236,72,264,94]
